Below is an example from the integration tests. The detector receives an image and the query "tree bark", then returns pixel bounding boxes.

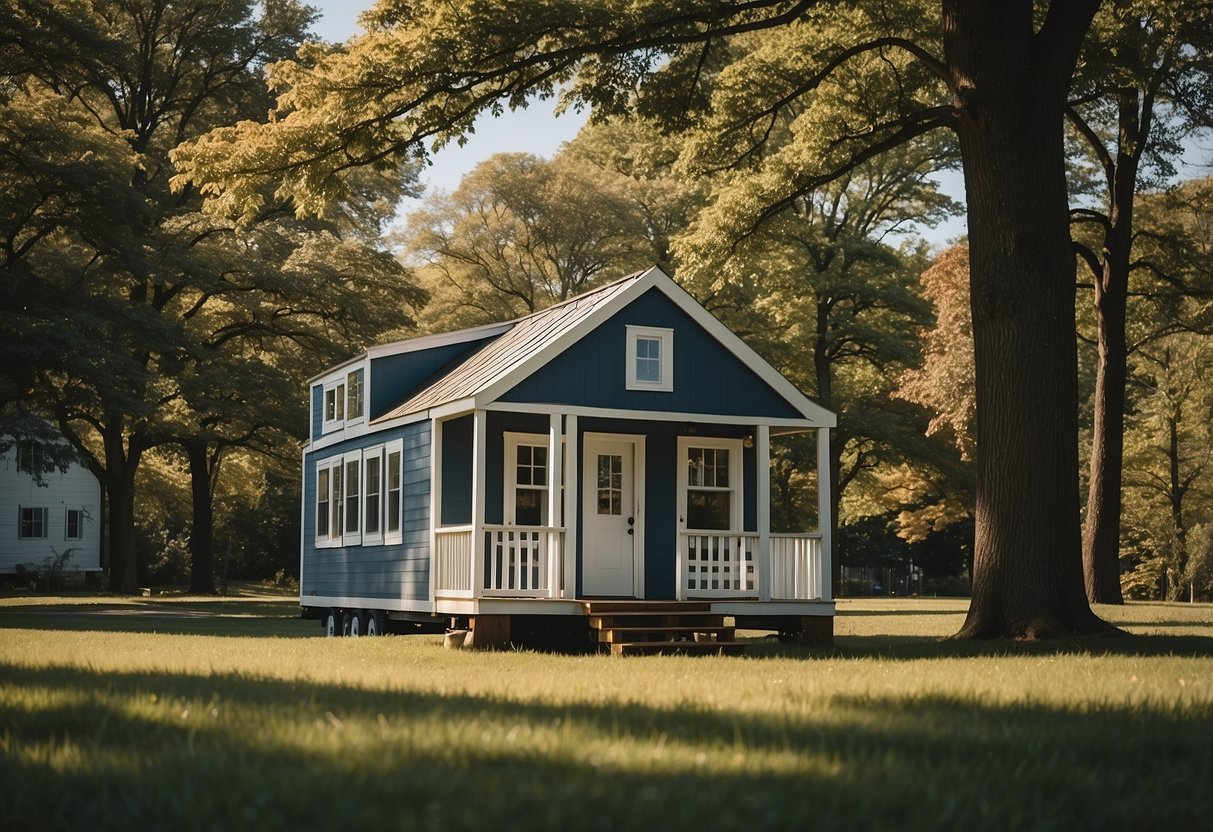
[945,0,1116,638]
[813,295,843,594]
[184,439,217,595]
[1081,240,1130,604]
[100,418,141,595]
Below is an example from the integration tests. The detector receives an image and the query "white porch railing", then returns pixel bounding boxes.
[679,531,824,600]
[770,532,823,600]
[680,532,758,597]
[434,526,474,596]
[434,524,563,598]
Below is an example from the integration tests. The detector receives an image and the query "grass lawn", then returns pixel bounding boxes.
[2,593,1211,830]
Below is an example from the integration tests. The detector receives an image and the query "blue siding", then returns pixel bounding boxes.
[370,338,495,419]
[311,384,323,442]
[500,288,803,418]
[440,415,473,525]
[576,418,756,600]
[301,421,432,603]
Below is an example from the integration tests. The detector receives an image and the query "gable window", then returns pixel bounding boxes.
[65,508,83,540]
[19,506,48,539]
[347,369,364,421]
[626,326,674,392]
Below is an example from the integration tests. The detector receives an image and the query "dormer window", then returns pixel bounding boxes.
[346,369,364,420]
[324,381,345,426]
[626,326,673,391]
[321,367,365,433]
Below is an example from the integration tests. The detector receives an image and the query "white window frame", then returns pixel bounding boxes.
[383,439,404,546]
[65,507,84,541]
[361,444,385,546]
[504,432,567,526]
[625,325,674,392]
[676,436,743,532]
[346,368,365,424]
[343,453,362,547]
[322,380,346,433]
[18,506,49,539]
[315,456,347,548]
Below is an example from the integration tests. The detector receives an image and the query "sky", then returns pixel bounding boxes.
[304,2,976,244]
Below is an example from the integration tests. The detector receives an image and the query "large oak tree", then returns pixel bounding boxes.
[177,0,1117,637]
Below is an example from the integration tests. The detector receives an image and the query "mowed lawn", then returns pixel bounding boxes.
[2,593,1211,830]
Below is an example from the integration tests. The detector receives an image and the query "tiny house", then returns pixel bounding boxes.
[300,267,836,649]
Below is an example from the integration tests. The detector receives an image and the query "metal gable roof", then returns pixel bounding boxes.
[372,270,648,423]
[369,265,836,427]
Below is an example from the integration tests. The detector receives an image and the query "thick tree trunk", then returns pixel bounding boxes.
[185,439,217,595]
[813,297,843,593]
[945,0,1115,638]
[101,418,141,595]
[1082,260,1129,604]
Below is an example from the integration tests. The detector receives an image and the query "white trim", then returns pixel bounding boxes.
[581,432,645,599]
[470,409,487,595]
[341,452,363,548]
[360,443,385,547]
[313,455,342,548]
[344,367,366,427]
[547,414,564,600]
[817,427,833,601]
[676,436,745,534]
[382,439,404,547]
[298,446,307,603]
[756,425,771,602]
[625,325,674,392]
[321,379,346,434]
[562,414,578,599]
[299,595,435,614]
[503,431,553,525]
[363,321,513,362]
[483,400,821,430]
[310,409,428,453]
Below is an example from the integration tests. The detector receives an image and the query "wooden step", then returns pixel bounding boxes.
[582,601,713,614]
[597,625,736,644]
[587,613,725,630]
[610,640,749,657]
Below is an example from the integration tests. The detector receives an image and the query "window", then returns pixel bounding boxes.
[17,442,45,475]
[596,453,623,516]
[504,433,565,526]
[19,506,48,539]
[65,508,83,540]
[681,441,742,531]
[626,326,673,391]
[385,447,402,538]
[324,382,345,425]
[331,463,343,540]
[364,454,381,537]
[317,467,331,538]
[344,458,361,541]
[347,369,364,420]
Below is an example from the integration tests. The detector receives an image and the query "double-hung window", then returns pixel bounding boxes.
[19,506,49,539]
[323,381,345,428]
[504,433,564,526]
[385,445,403,543]
[65,508,83,540]
[316,441,403,549]
[680,439,743,531]
[625,326,674,392]
[17,442,45,475]
[346,369,364,422]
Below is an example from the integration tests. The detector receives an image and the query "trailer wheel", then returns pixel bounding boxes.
[365,610,383,637]
[348,609,365,637]
[324,609,340,637]
[341,610,352,637]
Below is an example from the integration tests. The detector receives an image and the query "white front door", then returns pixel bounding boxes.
[582,435,642,597]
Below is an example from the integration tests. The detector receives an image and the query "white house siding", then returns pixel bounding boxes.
[0,445,102,573]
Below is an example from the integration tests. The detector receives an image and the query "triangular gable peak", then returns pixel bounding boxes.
[373,267,835,428]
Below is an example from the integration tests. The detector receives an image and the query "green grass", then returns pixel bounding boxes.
[2,595,1211,830]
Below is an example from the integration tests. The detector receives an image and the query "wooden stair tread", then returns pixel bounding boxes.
[610,640,749,656]
[598,627,735,644]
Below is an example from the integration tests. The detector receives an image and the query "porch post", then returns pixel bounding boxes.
[563,414,578,599]
[817,427,833,601]
[756,425,771,601]
[428,417,442,604]
[471,409,486,597]
[547,412,563,599]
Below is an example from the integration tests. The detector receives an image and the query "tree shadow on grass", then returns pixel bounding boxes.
[2,662,1210,831]
[0,599,311,638]
[744,633,1213,661]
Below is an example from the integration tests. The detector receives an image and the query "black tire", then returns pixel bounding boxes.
[348,609,364,637]
[324,609,340,637]
[365,610,384,636]
[341,610,352,637]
